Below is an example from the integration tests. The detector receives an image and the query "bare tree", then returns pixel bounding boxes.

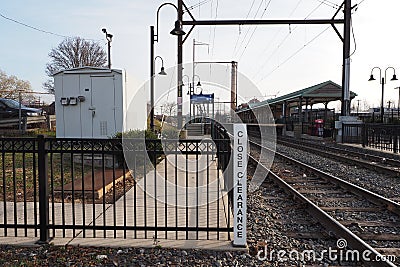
[0,69,35,101]
[163,102,177,117]
[44,37,107,93]
[362,99,370,111]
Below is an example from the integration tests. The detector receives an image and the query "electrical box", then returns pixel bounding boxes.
[53,67,145,138]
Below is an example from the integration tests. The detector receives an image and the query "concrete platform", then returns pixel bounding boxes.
[340,142,400,157]
[0,236,247,251]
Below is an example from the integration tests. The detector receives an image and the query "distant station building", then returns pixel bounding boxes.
[237,80,357,138]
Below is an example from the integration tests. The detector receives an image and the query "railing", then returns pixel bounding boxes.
[0,136,233,242]
[342,123,400,153]
[342,123,363,144]
[363,124,400,153]
[0,115,56,131]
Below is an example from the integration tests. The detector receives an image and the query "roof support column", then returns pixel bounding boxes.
[298,97,303,123]
[304,98,309,123]
[324,102,329,126]
[282,101,287,124]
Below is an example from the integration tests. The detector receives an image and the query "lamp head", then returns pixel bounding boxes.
[368,74,375,81]
[391,74,398,81]
[196,81,201,87]
[159,67,167,76]
[102,28,107,33]
[170,20,186,36]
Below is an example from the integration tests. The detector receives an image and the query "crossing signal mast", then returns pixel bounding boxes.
[174,0,353,128]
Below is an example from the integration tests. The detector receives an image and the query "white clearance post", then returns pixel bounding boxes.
[233,124,247,247]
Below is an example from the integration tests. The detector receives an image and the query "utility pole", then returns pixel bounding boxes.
[341,0,351,116]
[150,26,155,131]
[177,0,183,129]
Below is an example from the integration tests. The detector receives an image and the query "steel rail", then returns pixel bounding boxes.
[279,136,400,167]
[249,141,398,267]
[276,138,400,177]
[251,140,400,215]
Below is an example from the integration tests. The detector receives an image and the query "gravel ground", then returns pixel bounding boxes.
[276,144,400,200]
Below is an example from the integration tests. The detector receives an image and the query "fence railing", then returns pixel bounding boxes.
[342,123,400,153]
[0,115,56,131]
[0,135,233,242]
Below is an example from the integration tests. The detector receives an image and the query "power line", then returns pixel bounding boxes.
[258,26,331,83]
[184,0,212,12]
[247,0,304,75]
[316,0,339,8]
[210,0,219,58]
[0,12,101,41]
[237,0,273,61]
[233,0,265,58]
[252,1,326,79]
[231,0,257,57]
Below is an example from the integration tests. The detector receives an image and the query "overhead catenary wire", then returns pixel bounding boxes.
[0,12,101,41]
[232,0,265,58]
[237,0,273,61]
[252,1,328,80]
[183,0,212,12]
[210,0,219,58]
[257,25,331,83]
[231,0,257,57]
[315,0,339,8]
[247,0,304,75]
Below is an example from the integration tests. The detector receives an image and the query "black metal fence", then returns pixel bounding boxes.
[342,123,400,153]
[0,135,233,242]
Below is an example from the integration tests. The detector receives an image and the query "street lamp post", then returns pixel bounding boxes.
[150,55,167,131]
[150,3,185,132]
[102,28,113,69]
[368,67,398,123]
[183,74,201,122]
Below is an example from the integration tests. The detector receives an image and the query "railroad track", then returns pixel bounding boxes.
[276,137,400,177]
[249,140,400,267]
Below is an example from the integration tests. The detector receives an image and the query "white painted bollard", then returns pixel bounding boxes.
[233,124,247,247]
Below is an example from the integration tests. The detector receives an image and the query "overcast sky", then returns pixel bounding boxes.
[1,0,399,110]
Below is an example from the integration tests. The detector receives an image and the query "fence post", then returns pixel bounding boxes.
[362,124,366,147]
[46,115,51,130]
[394,129,398,154]
[37,135,49,243]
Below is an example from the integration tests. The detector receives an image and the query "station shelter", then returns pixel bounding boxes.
[237,80,357,138]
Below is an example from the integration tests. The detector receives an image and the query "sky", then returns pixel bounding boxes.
[1,0,399,111]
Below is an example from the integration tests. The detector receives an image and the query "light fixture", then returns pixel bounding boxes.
[102,28,113,69]
[155,56,167,75]
[159,67,167,75]
[170,20,186,36]
[391,74,398,81]
[368,74,375,81]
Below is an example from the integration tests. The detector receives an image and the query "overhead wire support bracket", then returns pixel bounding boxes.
[182,0,196,44]
[181,19,344,26]
[331,1,345,42]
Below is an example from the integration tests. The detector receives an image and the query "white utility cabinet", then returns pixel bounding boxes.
[54,67,144,138]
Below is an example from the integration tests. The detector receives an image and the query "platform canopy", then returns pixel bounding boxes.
[249,80,357,110]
